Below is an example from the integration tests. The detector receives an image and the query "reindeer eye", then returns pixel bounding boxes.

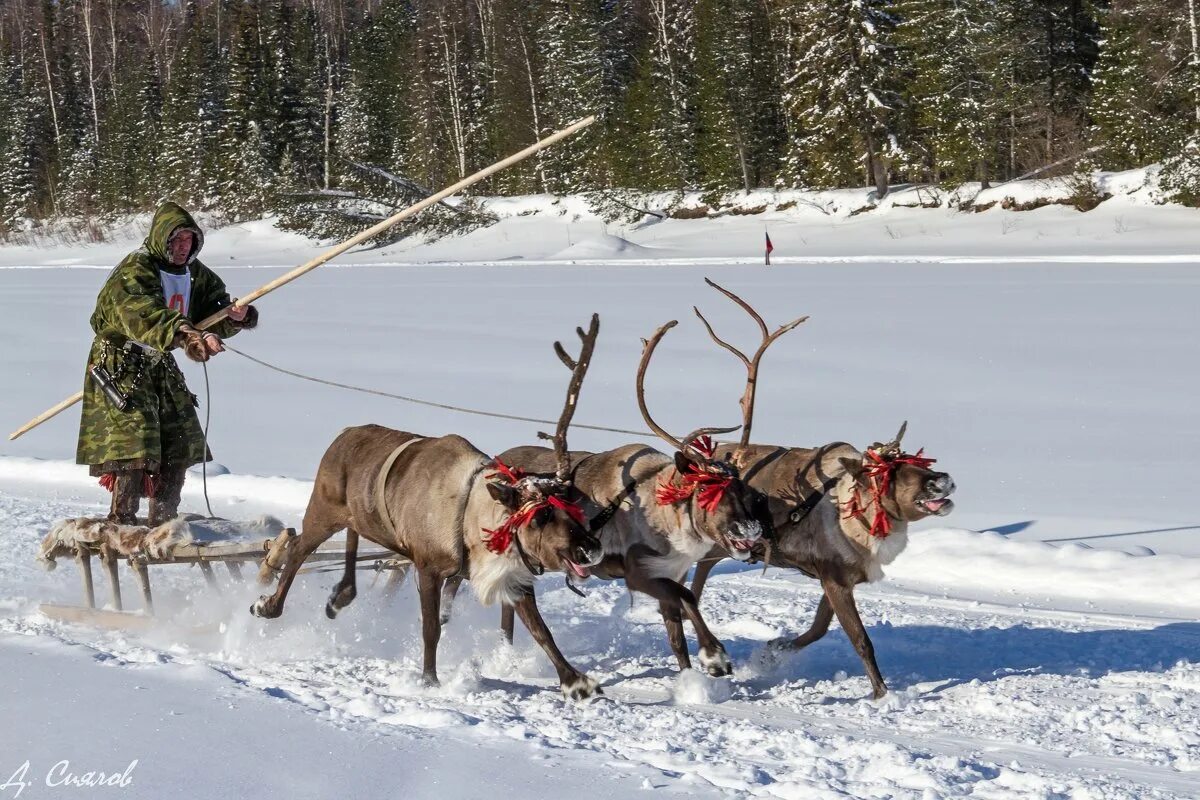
[533,506,554,527]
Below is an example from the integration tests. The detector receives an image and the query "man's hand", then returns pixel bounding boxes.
[226,301,258,329]
[176,325,223,362]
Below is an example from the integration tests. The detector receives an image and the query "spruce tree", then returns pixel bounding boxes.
[782,0,902,196]
[1091,1,1194,168]
[895,0,997,185]
[536,0,605,193]
[694,0,785,192]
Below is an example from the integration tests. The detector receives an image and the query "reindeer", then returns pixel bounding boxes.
[436,318,771,677]
[249,317,606,700]
[686,279,957,698]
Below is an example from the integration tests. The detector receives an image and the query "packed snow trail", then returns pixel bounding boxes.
[1,478,1196,799]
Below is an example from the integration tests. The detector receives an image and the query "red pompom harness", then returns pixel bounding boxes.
[654,436,734,514]
[841,448,937,538]
[482,459,585,555]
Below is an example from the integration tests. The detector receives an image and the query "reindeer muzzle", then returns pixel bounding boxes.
[918,474,956,516]
[725,519,764,561]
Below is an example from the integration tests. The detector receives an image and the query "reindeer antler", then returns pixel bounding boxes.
[637,320,739,456]
[870,421,908,456]
[539,313,600,482]
[693,277,808,447]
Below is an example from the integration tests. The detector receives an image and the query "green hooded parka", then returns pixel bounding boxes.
[76,202,245,475]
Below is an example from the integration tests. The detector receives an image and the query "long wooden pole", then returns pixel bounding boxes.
[8,116,597,441]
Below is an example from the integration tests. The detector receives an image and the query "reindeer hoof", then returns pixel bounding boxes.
[250,596,280,619]
[871,684,889,700]
[768,636,800,651]
[698,647,733,678]
[325,585,356,620]
[562,675,602,701]
[421,672,440,688]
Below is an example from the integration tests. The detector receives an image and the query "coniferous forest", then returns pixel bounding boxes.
[1,0,1199,236]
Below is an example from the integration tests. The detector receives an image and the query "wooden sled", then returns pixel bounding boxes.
[37,515,409,630]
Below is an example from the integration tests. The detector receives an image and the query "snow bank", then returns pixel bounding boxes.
[0,457,312,516]
[888,528,1200,618]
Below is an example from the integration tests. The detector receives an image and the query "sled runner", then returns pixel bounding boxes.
[36,514,407,630]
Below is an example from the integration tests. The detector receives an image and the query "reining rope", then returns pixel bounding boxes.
[220,343,652,439]
[200,359,216,519]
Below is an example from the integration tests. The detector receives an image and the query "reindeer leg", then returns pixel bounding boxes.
[417,569,445,687]
[500,604,515,643]
[657,599,690,671]
[821,577,887,698]
[624,550,731,677]
[325,528,359,620]
[252,514,342,619]
[382,562,410,598]
[439,575,464,625]
[690,553,722,600]
[676,586,733,677]
[772,593,834,651]
[512,590,599,700]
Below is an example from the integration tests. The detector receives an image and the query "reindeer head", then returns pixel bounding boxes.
[839,422,956,538]
[658,437,768,560]
[485,465,603,578]
[638,322,768,561]
[482,313,606,580]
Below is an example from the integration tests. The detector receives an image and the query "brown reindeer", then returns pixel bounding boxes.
[687,280,956,698]
[250,317,606,699]
[440,319,772,676]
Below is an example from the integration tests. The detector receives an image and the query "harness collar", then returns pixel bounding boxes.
[374,437,427,539]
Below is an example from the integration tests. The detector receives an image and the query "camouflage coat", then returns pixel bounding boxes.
[77,202,245,475]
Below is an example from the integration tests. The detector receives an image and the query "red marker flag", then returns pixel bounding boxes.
[765,231,774,265]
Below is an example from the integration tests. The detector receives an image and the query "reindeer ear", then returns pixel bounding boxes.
[675,450,699,473]
[838,456,864,479]
[486,481,520,510]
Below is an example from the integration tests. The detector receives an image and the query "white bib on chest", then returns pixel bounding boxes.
[160,270,192,318]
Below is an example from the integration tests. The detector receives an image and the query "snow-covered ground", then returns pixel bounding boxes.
[1,200,1198,798]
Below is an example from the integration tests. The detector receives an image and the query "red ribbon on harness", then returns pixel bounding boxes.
[842,449,937,538]
[655,463,733,513]
[482,459,586,555]
[655,436,734,513]
[98,472,159,499]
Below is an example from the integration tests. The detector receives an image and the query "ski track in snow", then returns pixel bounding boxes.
[2,487,1197,799]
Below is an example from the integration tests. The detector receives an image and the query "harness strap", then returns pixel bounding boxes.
[787,474,842,525]
[374,438,426,539]
[452,459,491,580]
[589,480,638,533]
[511,526,545,576]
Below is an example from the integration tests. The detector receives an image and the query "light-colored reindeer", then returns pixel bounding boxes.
[687,279,957,698]
[442,318,773,676]
[250,316,606,700]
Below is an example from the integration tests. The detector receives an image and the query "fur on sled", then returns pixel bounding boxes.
[37,514,287,570]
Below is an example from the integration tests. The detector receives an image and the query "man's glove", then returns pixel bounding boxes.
[175,325,223,362]
[227,302,258,330]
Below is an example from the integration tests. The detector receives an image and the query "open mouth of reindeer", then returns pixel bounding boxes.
[724,520,764,561]
[916,477,956,516]
[564,558,591,579]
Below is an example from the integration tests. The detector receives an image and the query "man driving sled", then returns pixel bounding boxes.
[77,202,259,525]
